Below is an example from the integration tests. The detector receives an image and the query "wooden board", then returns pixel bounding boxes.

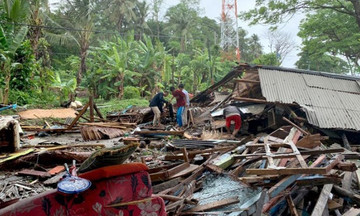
[185,197,239,212]
[311,184,333,216]
[18,108,77,119]
[343,207,360,216]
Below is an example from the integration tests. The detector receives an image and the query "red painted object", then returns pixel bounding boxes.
[0,163,166,216]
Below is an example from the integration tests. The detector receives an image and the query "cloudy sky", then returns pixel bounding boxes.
[49,0,304,67]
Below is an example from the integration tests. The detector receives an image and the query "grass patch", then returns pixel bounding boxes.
[95,98,149,115]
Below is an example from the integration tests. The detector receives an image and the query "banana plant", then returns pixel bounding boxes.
[0,0,30,104]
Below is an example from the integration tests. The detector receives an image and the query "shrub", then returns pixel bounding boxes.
[123,86,140,99]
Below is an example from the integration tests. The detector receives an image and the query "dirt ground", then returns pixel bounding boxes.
[18,108,77,119]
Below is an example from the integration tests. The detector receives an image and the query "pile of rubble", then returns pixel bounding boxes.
[0,63,360,215]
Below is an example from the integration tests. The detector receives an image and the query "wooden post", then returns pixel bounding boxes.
[89,95,94,122]
[311,184,333,216]
[182,147,189,163]
[93,104,104,119]
[67,103,90,130]
[282,117,309,135]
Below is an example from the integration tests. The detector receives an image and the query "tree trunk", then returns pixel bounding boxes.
[77,47,87,86]
[180,36,185,52]
[3,62,11,105]
[193,72,197,93]
[77,28,91,87]
[30,9,41,60]
[117,73,124,99]
[350,0,360,30]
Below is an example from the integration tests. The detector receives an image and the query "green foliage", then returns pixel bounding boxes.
[10,40,37,90]
[97,98,149,115]
[296,8,360,74]
[52,72,77,103]
[123,86,140,99]
[252,53,281,66]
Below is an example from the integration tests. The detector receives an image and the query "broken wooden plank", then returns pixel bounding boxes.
[158,194,197,205]
[67,102,90,129]
[0,148,34,164]
[327,199,342,211]
[247,167,328,175]
[287,195,299,216]
[153,177,181,194]
[185,197,239,212]
[311,184,333,216]
[43,171,66,185]
[206,164,224,174]
[282,117,309,135]
[267,154,326,198]
[254,190,267,216]
[235,79,260,84]
[233,148,343,159]
[135,130,184,136]
[333,185,360,206]
[48,165,65,175]
[296,176,341,186]
[342,207,360,216]
[18,169,51,178]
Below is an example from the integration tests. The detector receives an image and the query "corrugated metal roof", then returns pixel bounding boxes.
[258,68,360,131]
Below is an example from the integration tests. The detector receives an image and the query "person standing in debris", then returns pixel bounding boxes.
[223,105,243,138]
[170,86,186,127]
[149,90,169,126]
[179,83,190,126]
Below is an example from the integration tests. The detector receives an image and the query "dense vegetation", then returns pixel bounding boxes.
[0,0,358,108]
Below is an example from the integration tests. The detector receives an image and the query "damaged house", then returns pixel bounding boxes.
[192,63,360,144]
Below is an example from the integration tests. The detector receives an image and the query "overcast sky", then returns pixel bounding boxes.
[49,0,303,67]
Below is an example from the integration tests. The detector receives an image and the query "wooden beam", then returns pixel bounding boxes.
[247,168,328,175]
[311,184,333,216]
[233,97,269,104]
[68,102,90,129]
[235,79,260,84]
[333,185,360,206]
[158,194,197,205]
[342,208,360,216]
[182,148,189,163]
[89,95,94,122]
[134,130,184,136]
[264,142,275,167]
[296,176,341,186]
[185,197,239,212]
[282,117,309,135]
[254,190,267,216]
[93,103,104,119]
[287,195,299,216]
[234,148,344,160]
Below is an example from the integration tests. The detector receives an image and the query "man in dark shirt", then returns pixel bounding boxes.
[170,86,186,127]
[223,105,243,138]
[149,90,168,126]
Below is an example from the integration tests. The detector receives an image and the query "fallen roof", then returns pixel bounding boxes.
[198,63,360,131]
[257,66,360,131]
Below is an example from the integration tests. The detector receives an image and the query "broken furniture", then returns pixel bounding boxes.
[0,116,20,153]
[0,163,166,216]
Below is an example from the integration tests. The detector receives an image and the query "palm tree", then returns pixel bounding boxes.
[133,1,150,40]
[0,0,30,104]
[165,3,198,52]
[28,0,50,59]
[56,0,94,87]
[103,0,137,33]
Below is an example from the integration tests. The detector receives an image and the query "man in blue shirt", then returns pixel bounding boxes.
[149,90,169,126]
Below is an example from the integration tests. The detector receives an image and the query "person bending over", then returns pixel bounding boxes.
[223,105,243,138]
[149,90,169,126]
